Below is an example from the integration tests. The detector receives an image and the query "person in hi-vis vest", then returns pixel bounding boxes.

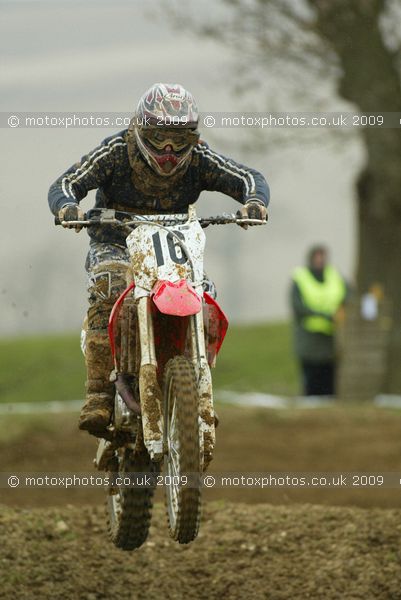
[290,245,349,396]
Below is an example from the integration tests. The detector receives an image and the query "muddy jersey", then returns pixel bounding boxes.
[48,129,270,245]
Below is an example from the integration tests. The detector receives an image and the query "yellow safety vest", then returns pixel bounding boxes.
[293,265,346,335]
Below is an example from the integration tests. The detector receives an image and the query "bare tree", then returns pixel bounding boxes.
[171,0,401,392]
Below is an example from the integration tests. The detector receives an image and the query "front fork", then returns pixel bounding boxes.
[189,309,216,470]
[137,296,164,462]
[137,295,215,468]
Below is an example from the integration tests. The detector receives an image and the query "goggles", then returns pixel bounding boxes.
[141,127,200,152]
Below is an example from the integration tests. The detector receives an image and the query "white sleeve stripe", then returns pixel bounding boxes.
[71,142,126,185]
[68,181,76,199]
[61,176,72,198]
[72,136,125,180]
[60,136,126,199]
[206,146,256,195]
[194,146,249,194]
[70,137,125,184]
[61,176,78,200]
[195,144,256,196]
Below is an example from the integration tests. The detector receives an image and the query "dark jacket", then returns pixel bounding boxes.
[48,129,269,245]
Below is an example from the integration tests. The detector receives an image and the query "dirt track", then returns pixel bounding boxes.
[1,404,401,508]
[1,404,401,599]
[2,501,401,600]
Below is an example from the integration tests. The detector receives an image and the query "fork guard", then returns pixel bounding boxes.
[139,364,164,461]
[152,279,202,316]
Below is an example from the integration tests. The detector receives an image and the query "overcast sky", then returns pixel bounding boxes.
[0,0,363,336]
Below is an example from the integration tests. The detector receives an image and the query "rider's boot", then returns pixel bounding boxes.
[79,303,115,436]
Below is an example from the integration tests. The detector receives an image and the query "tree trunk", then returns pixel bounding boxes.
[357,167,401,391]
[310,0,401,391]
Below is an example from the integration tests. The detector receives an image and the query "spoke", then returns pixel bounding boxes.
[170,457,179,478]
[169,442,180,459]
[165,382,185,527]
[170,440,179,465]
[167,392,180,480]
[167,446,179,475]
[170,396,178,439]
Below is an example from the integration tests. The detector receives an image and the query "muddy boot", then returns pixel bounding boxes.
[79,392,113,435]
[79,325,114,436]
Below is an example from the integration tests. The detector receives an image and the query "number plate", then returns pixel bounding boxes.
[126,214,205,295]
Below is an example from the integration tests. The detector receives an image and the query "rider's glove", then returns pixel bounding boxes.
[58,203,85,233]
[237,199,268,229]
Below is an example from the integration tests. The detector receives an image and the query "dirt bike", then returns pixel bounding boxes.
[57,205,266,550]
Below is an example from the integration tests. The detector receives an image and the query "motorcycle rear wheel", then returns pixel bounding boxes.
[163,355,201,544]
[107,447,156,551]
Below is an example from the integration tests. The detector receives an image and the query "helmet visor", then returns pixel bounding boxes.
[140,127,200,152]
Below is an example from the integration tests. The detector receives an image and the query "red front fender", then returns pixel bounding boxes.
[152,279,202,317]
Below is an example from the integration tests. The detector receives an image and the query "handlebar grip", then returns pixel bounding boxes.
[54,213,87,226]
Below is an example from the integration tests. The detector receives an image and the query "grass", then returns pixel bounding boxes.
[0,334,86,404]
[213,321,298,395]
[0,322,298,404]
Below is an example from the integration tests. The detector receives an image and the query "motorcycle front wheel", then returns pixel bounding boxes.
[163,355,201,544]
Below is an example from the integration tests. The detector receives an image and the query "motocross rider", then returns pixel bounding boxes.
[48,83,270,437]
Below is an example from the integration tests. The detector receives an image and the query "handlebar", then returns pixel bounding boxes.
[54,208,267,228]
